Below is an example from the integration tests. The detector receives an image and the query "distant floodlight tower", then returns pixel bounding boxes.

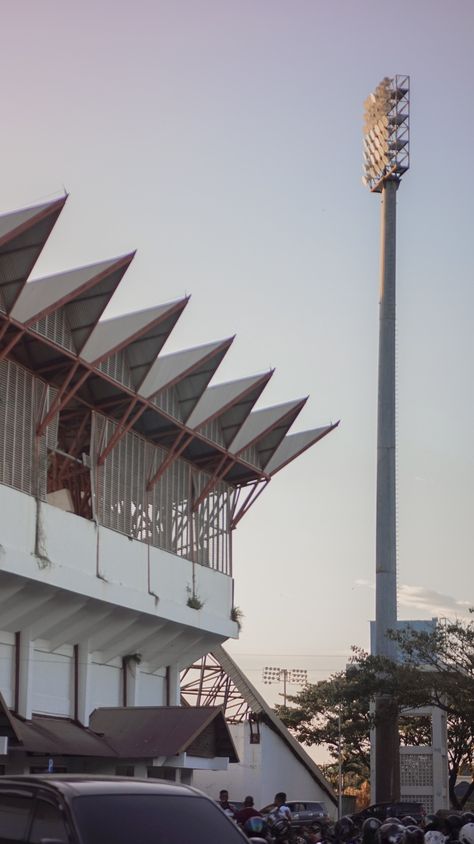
[363,75,410,803]
[262,666,308,707]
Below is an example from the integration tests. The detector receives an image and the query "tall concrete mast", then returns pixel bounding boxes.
[363,75,410,801]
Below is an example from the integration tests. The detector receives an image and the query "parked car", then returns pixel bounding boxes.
[285,800,330,827]
[0,775,249,844]
[352,801,426,826]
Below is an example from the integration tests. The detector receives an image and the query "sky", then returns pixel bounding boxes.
[1,0,474,711]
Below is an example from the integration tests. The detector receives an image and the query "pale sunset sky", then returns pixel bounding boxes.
[1,0,473,709]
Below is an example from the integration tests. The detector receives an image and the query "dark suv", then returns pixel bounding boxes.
[0,775,249,844]
[352,802,426,826]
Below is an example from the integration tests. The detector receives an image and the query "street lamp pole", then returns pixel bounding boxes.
[363,75,410,802]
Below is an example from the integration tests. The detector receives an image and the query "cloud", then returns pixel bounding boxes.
[397,584,471,618]
[353,580,472,619]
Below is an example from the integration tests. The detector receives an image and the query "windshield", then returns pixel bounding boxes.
[73,793,246,844]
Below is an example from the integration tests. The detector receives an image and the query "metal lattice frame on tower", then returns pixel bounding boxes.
[363,75,410,803]
[363,76,410,193]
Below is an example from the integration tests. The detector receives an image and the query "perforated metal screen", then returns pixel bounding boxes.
[401,753,433,787]
[92,412,232,574]
[0,359,58,497]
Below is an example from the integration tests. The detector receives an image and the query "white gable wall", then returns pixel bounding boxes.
[193,721,334,814]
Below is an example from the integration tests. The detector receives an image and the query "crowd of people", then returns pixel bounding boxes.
[216,790,474,844]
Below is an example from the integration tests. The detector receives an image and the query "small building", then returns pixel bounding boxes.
[182,647,338,812]
[0,195,337,780]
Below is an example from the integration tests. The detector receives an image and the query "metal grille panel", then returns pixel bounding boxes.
[199,418,225,447]
[401,794,433,814]
[152,387,181,420]
[92,411,232,573]
[97,349,133,388]
[400,753,433,788]
[31,308,75,352]
[0,360,58,497]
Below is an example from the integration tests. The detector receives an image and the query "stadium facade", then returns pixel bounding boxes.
[0,196,336,778]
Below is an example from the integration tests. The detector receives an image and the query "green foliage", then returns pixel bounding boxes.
[187,595,203,610]
[277,616,474,808]
[230,605,244,630]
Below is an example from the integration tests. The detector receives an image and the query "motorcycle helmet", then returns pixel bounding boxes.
[362,817,382,844]
[376,822,406,844]
[273,819,290,839]
[459,824,474,844]
[244,817,266,836]
[461,817,474,828]
[425,831,447,844]
[404,826,425,844]
[446,816,464,838]
[335,816,355,842]
[402,819,418,828]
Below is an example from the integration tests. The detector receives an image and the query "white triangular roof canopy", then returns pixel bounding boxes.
[139,338,233,399]
[82,299,187,364]
[229,398,306,455]
[0,198,64,244]
[11,255,132,325]
[0,197,66,313]
[187,372,272,429]
[266,424,337,475]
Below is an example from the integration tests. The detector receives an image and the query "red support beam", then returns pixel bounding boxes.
[230,479,269,529]
[97,399,146,465]
[36,363,91,437]
[191,455,236,513]
[0,328,25,362]
[146,431,193,492]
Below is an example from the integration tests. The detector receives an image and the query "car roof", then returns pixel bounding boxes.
[0,775,203,799]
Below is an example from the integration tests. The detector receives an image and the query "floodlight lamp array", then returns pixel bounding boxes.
[262,666,308,685]
[363,75,410,192]
[287,669,308,684]
[262,666,282,684]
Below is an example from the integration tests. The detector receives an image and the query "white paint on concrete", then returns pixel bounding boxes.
[32,649,74,717]
[0,485,236,639]
[194,721,334,812]
[0,642,14,707]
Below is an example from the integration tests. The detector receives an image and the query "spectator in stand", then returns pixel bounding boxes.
[217,789,236,819]
[235,796,262,825]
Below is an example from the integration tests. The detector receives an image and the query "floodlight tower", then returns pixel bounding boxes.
[363,75,410,802]
[262,666,308,707]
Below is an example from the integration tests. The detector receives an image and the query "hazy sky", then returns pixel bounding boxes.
[2,0,473,709]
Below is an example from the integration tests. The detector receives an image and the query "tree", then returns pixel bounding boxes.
[277,617,474,808]
[390,617,474,808]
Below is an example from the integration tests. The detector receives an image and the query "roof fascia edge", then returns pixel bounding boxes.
[0,195,67,249]
[144,336,235,400]
[89,296,190,368]
[232,398,308,457]
[269,421,340,476]
[23,252,135,327]
[194,369,274,430]
[0,317,269,482]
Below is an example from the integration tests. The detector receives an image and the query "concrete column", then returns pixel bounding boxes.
[124,658,141,706]
[374,177,400,802]
[375,176,398,659]
[167,664,180,706]
[16,630,34,720]
[431,707,449,810]
[76,642,92,726]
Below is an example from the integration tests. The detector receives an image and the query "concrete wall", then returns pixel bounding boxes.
[0,634,15,707]
[193,722,335,813]
[0,484,236,638]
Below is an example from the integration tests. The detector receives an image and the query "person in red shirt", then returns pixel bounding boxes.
[235,796,263,826]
